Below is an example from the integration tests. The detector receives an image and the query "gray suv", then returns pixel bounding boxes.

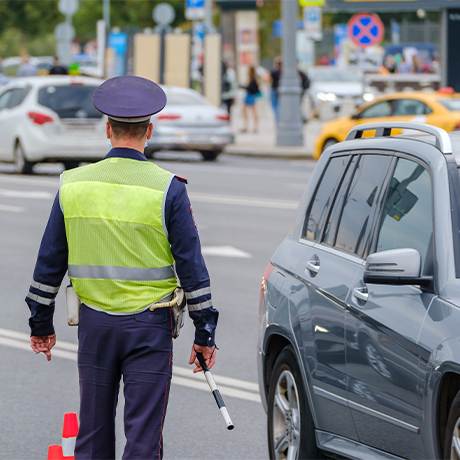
[258,122,460,460]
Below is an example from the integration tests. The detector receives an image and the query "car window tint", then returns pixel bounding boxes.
[0,89,13,111]
[377,158,433,274]
[38,85,103,119]
[164,91,209,106]
[304,156,351,241]
[392,99,432,116]
[359,100,392,119]
[7,87,30,109]
[334,154,393,257]
[323,156,358,245]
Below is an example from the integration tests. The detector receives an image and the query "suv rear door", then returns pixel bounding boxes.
[344,155,435,459]
[295,152,393,439]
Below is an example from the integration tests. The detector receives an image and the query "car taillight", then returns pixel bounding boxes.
[259,263,275,317]
[28,112,54,125]
[455,121,460,131]
[216,113,229,121]
[157,113,181,120]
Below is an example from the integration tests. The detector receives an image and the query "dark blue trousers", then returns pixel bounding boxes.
[75,304,174,460]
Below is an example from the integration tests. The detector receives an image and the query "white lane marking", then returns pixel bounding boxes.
[202,246,252,259]
[0,204,25,213]
[0,188,54,199]
[0,328,261,403]
[189,192,298,210]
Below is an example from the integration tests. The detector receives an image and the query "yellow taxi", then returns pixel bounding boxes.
[314,91,460,159]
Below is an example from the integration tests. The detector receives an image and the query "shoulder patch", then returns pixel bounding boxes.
[175,175,188,184]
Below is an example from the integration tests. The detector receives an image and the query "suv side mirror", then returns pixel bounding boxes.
[364,248,432,286]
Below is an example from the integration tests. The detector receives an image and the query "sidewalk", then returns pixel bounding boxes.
[223,88,320,160]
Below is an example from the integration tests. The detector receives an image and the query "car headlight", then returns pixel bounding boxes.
[316,92,337,102]
[363,92,375,102]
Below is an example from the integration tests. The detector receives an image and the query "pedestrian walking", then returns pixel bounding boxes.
[26,75,219,460]
[221,62,237,121]
[49,56,68,75]
[17,55,38,77]
[241,65,260,133]
[269,57,282,123]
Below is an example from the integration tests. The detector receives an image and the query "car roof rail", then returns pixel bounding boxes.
[345,122,452,154]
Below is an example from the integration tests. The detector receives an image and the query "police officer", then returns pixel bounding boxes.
[26,76,219,459]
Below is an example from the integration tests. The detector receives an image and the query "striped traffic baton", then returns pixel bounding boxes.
[196,352,234,430]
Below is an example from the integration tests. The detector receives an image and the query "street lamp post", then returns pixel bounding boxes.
[276,0,303,147]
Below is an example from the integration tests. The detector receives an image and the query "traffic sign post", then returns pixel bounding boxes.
[186,0,205,20]
[347,13,384,49]
[303,6,322,41]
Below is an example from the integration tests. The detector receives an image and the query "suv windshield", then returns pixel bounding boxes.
[38,84,102,119]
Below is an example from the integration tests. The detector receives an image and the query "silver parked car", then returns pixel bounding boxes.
[307,66,375,112]
[145,86,234,161]
[0,76,107,173]
[258,121,460,459]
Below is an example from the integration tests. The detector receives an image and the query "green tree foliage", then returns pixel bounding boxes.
[73,0,187,43]
[0,1,61,43]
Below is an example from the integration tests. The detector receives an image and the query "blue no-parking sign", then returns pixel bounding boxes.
[347,13,384,49]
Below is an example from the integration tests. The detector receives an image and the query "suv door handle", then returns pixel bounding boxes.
[306,256,320,275]
[353,287,368,303]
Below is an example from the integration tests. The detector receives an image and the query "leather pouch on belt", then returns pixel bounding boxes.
[66,285,81,326]
[172,287,186,339]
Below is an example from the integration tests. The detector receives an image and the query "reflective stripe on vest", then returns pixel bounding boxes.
[60,158,179,314]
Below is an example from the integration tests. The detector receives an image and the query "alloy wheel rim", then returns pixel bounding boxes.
[451,416,460,460]
[272,370,301,460]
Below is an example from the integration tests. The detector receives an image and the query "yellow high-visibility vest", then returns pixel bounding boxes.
[60,157,179,313]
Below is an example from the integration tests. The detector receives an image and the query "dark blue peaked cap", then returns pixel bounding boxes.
[93,76,167,123]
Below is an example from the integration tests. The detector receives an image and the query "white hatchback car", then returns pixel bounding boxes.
[0,76,108,173]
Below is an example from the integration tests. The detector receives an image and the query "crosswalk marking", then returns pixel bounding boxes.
[202,246,252,259]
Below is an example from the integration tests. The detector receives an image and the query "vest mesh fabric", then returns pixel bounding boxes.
[60,157,179,313]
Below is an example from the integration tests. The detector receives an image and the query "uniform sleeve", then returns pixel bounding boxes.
[25,192,68,337]
[165,177,218,347]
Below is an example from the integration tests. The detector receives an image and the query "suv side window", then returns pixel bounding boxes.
[376,158,433,274]
[304,156,351,241]
[332,154,393,257]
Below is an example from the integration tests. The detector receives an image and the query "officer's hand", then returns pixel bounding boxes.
[189,344,216,373]
[30,334,56,361]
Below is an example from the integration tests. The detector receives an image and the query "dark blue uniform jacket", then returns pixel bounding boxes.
[25,148,218,346]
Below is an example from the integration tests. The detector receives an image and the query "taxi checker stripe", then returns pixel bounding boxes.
[187,300,213,311]
[68,264,176,281]
[31,281,60,294]
[185,287,212,300]
[26,292,55,305]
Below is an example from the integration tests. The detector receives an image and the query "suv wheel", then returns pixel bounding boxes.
[14,141,34,174]
[267,346,320,460]
[444,390,460,459]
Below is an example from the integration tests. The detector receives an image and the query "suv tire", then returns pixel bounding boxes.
[267,346,321,460]
[444,389,460,459]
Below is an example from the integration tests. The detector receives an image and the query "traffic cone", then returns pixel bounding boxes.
[47,445,64,460]
[62,412,78,459]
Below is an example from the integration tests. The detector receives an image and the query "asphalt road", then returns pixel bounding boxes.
[0,152,316,459]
